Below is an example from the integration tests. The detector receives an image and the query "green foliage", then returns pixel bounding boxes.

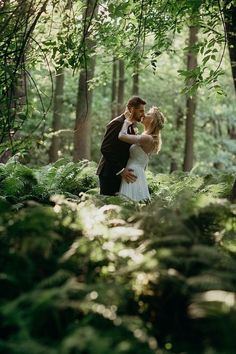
[0,159,98,202]
[146,171,235,208]
[1,1,236,351]
[0,159,37,199]
[0,167,236,353]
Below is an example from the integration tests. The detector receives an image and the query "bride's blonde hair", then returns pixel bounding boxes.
[145,106,165,153]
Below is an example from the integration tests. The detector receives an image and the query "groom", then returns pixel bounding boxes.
[96,96,146,196]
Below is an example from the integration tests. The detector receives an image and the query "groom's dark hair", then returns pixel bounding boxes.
[127,96,146,108]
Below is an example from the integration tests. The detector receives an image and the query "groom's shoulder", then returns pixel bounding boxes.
[107,114,125,126]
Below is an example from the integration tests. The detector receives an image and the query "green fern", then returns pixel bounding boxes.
[0,176,25,197]
[0,162,236,354]
[187,274,232,291]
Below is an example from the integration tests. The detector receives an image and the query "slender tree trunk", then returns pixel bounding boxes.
[224,1,236,91]
[6,57,27,128]
[183,26,198,172]
[230,179,236,202]
[15,57,27,111]
[117,59,125,115]
[9,1,29,116]
[74,65,95,160]
[48,68,64,163]
[111,58,118,119]
[228,125,236,139]
[73,0,97,161]
[170,106,183,172]
[0,56,27,163]
[227,123,236,194]
[224,2,236,201]
[132,62,139,95]
[48,0,71,163]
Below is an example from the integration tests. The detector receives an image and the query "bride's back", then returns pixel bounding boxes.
[128,144,149,169]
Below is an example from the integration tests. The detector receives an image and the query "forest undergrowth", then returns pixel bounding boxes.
[0,158,236,354]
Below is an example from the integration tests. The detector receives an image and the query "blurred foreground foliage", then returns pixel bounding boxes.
[0,159,236,354]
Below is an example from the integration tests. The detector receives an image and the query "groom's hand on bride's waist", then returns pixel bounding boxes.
[121,168,137,183]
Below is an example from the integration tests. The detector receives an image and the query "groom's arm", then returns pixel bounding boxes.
[101,119,126,174]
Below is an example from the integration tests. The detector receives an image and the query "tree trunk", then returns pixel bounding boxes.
[74,66,95,161]
[224,1,236,91]
[73,0,97,161]
[170,106,184,172]
[6,62,27,126]
[132,63,139,95]
[48,0,71,163]
[0,55,27,162]
[223,2,236,201]
[183,26,198,172]
[15,57,27,111]
[230,179,236,202]
[48,68,64,163]
[111,58,118,119]
[117,59,125,115]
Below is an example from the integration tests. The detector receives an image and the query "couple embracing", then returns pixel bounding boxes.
[96,96,165,202]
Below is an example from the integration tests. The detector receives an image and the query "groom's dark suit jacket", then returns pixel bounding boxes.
[96,114,135,193]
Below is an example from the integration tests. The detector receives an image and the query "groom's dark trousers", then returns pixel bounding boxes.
[96,114,135,196]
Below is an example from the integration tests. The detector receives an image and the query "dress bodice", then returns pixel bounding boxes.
[119,144,150,202]
[127,144,149,169]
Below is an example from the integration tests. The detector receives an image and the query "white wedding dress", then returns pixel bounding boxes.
[119,144,150,202]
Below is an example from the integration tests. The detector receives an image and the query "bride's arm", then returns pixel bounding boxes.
[118,120,141,144]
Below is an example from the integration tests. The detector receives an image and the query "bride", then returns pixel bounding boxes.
[118,106,165,202]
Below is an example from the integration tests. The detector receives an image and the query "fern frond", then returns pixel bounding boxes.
[154,234,193,247]
[0,176,25,197]
[187,274,232,291]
